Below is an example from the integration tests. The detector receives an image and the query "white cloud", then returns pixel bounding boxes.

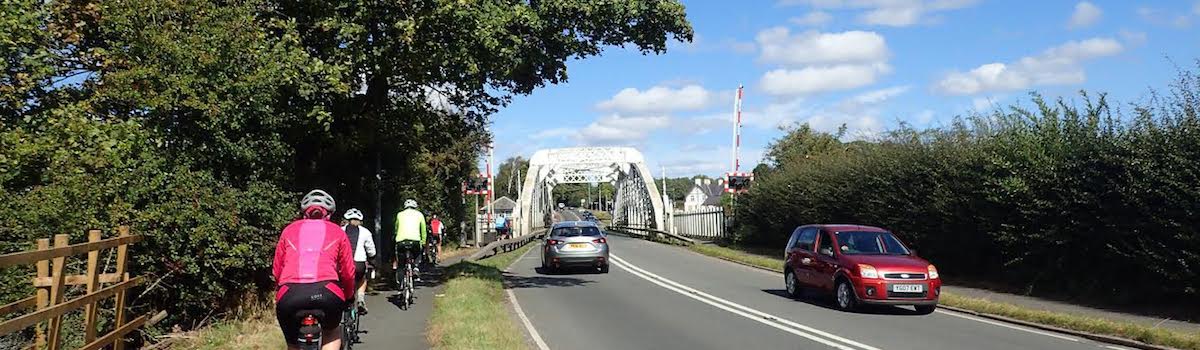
[530,128,576,140]
[847,85,910,105]
[1138,6,1192,28]
[760,63,891,96]
[935,38,1123,95]
[790,11,834,26]
[915,110,936,125]
[596,85,713,113]
[756,27,889,66]
[779,0,979,27]
[1118,29,1147,46]
[972,95,1006,110]
[580,114,672,145]
[1068,2,1102,29]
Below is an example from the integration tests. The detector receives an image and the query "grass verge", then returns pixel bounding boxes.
[171,308,284,349]
[685,243,1200,350]
[427,243,534,350]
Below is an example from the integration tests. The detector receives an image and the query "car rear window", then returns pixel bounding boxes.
[552,226,602,237]
[834,231,911,255]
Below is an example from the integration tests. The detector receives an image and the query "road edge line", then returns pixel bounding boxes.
[503,243,551,350]
[666,243,1182,350]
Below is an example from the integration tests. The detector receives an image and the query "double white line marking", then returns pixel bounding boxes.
[610,254,881,350]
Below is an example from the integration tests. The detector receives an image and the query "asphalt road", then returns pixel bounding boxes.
[508,219,1134,350]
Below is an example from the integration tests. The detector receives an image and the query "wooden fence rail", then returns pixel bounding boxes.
[0,226,145,350]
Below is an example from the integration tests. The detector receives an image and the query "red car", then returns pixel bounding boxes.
[783,224,941,314]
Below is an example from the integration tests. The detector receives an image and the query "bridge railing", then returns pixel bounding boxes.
[466,229,547,262]
[671,208,727,239]
[606,225,695,245]
[0,226,146,350]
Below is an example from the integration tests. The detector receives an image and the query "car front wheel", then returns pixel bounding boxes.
[835,280,857,311]
[785,270,802,299]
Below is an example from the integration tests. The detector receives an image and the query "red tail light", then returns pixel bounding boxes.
[302,315,317,326]
[547,239,559,245]
[593,238,607,244]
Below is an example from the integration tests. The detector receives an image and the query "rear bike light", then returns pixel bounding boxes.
[302,315,317,326]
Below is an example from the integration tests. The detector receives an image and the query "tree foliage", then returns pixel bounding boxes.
[737,67,1200,306]
[1,0,692,337]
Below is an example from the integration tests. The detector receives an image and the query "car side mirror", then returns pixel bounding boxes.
[820,248,834,257]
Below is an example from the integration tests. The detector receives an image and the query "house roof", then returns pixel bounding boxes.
[702,192,723,206]
[481,196,517,212]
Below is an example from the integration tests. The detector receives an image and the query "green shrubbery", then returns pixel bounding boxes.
[2,0,692,342]
[738,67,1200,305]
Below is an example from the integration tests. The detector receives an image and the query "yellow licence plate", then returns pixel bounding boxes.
[568,243,588,249]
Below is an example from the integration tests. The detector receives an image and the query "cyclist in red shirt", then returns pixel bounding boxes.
[272,189,355,350]
[429,215,443,257]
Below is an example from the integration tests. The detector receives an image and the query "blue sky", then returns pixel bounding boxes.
[487,0,1200,177]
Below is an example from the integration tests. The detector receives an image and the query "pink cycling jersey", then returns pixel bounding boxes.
[272,219,355,301]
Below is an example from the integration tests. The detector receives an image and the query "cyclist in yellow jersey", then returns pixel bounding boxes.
[393,199,426,281]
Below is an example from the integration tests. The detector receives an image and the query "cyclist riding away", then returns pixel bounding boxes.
[394,199,426,284]
[495,214,509,240]
[273,190,356,350]
[341,208,376,315]
[429,215,443,257]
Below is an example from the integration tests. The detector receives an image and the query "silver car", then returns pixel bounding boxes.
[541,221,610,273]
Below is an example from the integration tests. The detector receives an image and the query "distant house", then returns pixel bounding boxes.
[682,178,724,212]
[480,196,517,216]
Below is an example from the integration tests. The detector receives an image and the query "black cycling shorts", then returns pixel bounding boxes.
[396,240,422,262]
[275,281,347,345]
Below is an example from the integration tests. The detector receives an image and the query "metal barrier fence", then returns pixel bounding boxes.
[670,208,726,239]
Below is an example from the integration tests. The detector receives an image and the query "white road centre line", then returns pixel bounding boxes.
[688,247,1094,345]
[610,254,881,350]
[505,245,551,350]
[1103,345,1134,350]
[935,310,1080,342]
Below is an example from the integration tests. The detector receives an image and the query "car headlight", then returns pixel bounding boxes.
[857,264,879,279]
[927,264,939,279]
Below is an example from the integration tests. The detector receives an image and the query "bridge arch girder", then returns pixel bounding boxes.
[517,147,665,235]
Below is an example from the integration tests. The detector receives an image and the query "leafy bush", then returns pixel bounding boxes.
[738,67,1200,305]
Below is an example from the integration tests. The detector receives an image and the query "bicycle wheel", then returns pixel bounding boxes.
[341,310,354,350]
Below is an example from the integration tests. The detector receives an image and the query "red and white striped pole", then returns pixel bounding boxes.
[731,84,744,173]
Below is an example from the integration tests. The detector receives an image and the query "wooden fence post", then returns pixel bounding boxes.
[112,226,130,350]
[46,234,69,350]
[82,229,103,343]
[35,238,49,350]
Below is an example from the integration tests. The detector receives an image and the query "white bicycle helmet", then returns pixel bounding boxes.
[300,189,336,212]
[404,199,418,209]
[343,208,364,220]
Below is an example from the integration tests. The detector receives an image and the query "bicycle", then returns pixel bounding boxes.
[341,302,360,349]
[395,241,417,310]
[424,241,438,266]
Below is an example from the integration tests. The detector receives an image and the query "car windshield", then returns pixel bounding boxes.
[834,231,910,255]
[552,226,602,237]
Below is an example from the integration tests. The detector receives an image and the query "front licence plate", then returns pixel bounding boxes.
[892,284,924,293]
[567,243,588,249]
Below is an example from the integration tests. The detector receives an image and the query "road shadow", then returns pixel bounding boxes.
[504,269,595,289]
[761,289,928,316]
[367,263,455,310]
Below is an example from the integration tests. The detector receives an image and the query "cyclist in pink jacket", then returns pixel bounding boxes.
[272,189,356,350]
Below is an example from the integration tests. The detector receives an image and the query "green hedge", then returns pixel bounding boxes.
[737,69,1200,305]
